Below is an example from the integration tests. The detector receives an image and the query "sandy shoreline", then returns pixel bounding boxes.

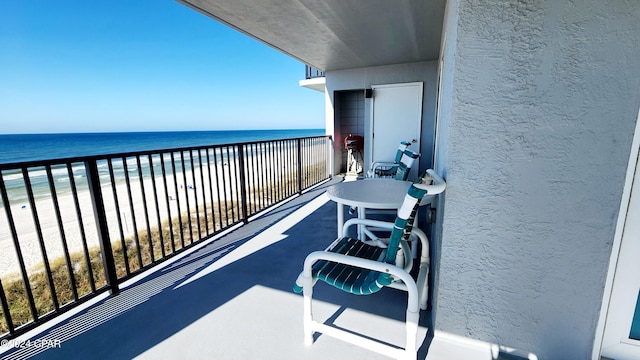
[0,159,241,280]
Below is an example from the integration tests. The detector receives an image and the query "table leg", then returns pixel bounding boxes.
[412,208,419,258]
[337,202,344,238]
[358,207,366,241]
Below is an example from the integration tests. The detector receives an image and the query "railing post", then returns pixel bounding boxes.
[297,138,303,194]
[0,278,14,334]
[0,171,38,323]
[237,145,249,224]
[85,160,120,295]
[328,135,335,177]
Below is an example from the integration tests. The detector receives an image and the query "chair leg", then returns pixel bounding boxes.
[410,236,418,259]
[405,309,420,360]
[417,263,429,310]
[302,275,315,346]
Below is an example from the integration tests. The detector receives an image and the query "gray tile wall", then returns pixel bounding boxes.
[335,90,364,173]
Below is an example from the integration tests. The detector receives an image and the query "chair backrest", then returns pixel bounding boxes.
[394,149,420,181]
[377,172,431,286]
[393,141,412,163]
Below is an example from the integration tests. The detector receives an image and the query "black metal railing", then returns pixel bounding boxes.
[305,65,325,79]
[0,135,331,339]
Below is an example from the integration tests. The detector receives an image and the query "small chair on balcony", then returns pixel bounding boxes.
[367,141,414,179]
[386,147,420,181]
[294,170,446,360]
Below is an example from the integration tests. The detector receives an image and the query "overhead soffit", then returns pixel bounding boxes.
[177,0,446,72]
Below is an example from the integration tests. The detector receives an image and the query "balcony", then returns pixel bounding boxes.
[299,65,326,93]
[0,133,534,359]
[305,65,325,79]
[0,134,441,359]
[0,175,434,359]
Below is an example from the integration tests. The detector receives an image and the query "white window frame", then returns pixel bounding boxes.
[595,108,640,359]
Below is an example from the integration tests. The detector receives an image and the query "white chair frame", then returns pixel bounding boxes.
[300,218,431,360]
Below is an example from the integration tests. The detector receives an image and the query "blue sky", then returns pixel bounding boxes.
[0,1,325,134]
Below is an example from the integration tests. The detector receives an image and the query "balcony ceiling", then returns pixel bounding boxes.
[177,0,446,72]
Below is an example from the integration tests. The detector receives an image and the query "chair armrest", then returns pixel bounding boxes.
[370,161,396,169]
[342,218,429,261]
[416,169,446,195]
[370,161,398,176]
[342,218,394,237]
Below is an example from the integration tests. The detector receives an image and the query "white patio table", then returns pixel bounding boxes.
[326,178,411,240]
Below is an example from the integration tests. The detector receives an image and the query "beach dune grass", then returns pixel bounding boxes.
[0,201,239,335]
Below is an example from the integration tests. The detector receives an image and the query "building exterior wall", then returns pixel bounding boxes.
[433,1,640,359]
[324,61,438,175]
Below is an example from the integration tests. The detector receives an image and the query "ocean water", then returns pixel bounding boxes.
[0,129,324,203]
[0,129,324,164]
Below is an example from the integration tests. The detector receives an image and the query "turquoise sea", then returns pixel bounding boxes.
[0,129,324,203]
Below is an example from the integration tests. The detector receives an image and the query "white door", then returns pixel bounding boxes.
[370,82,423,179]
[599,111,640,359]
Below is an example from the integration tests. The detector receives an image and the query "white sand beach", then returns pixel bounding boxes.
[0,160,240,280]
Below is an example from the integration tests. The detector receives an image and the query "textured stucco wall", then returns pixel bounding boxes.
[433,1,640,359]
[325,62,438,174]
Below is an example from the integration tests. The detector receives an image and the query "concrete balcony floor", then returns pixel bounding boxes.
[0,177,434,360]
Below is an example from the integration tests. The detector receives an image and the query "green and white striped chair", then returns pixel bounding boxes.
[367,141,419,180]
[294,169,446,360]
[392,148,421,181]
